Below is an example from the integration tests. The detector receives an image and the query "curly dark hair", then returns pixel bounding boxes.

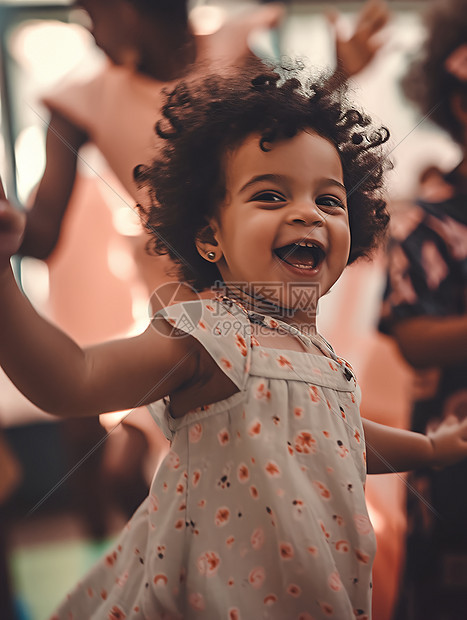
[401,0,467,144]
[135,59,390,291]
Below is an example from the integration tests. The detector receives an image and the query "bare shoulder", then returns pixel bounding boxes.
[138,315,235,413]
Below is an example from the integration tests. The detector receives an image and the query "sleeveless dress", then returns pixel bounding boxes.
[52,298,376,620]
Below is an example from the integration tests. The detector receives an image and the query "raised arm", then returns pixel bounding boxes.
[363,416,467,474]
[327,0,390,82]
[0,181,199,416]
[18,111,88,259]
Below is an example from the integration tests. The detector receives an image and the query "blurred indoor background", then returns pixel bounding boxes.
[0,2,460,619]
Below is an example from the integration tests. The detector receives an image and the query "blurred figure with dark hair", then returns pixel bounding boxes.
[379,1,467,618]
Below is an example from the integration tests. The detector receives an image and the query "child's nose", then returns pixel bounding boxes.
[288,201,325,226]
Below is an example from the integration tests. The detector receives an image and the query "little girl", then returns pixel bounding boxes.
[1,60,467,620]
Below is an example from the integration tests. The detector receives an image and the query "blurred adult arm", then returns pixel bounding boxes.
[327,0,390,83]
[391,315,467,368]
[18,111,88,259]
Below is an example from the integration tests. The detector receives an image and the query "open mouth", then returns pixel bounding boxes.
[274,242,325,270]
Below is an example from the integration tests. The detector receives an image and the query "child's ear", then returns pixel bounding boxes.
[195,223,222,263]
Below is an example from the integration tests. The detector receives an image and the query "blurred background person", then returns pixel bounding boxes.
[378,1,467,618]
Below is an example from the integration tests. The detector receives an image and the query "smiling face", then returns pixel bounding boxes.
[201,130,351,325]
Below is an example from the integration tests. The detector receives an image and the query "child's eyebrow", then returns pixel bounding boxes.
[239,174,284,193]
[239,175,347,194]
[320,178,347,193]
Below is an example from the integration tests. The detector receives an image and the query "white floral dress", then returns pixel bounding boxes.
[52,298,376,620]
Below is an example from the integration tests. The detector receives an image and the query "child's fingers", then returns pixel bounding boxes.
[428,414,458,435]
[443,414,459,426]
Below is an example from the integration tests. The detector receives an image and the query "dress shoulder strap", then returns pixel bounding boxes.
[155,298,252,391]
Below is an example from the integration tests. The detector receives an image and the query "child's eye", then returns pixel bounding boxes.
[317,195,346,210]
[251,191,285,204]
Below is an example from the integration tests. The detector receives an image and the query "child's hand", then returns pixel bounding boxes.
[327,0,390,79]
[0,177,25,269]
[428,415,467,469]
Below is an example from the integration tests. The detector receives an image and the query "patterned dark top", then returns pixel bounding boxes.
[380,176,467,430]
[379,172,467,619]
